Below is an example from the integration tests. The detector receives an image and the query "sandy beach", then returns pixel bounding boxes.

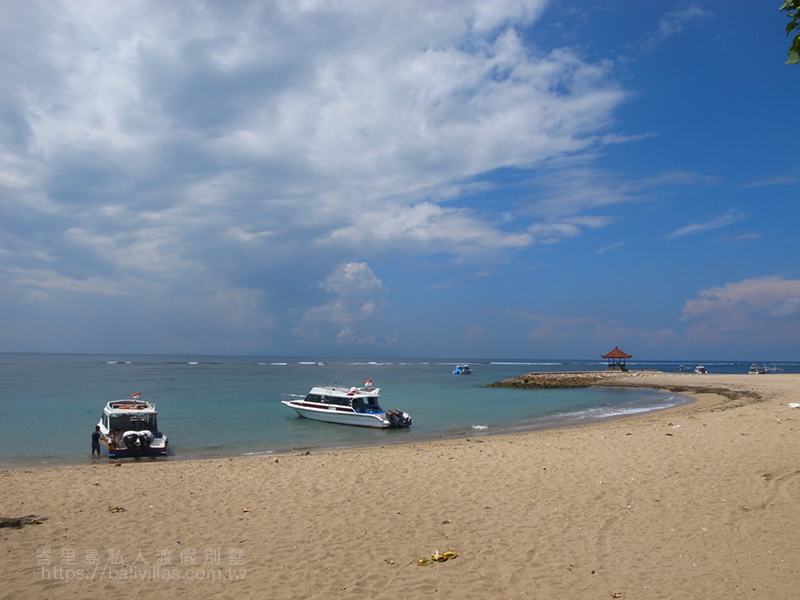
[2,373,799,599]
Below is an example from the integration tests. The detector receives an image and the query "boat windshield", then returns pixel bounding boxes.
[351,396,383,414]
[106,413,158,434]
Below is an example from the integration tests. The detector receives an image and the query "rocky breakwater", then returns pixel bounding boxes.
[485,371,653,389]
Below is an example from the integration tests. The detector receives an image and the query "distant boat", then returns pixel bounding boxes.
[749,364,768,375]
[453,365,473,375]
[695,365,707,374]
[677,365,691,372]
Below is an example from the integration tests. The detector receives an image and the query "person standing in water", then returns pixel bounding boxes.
[91,425,102,456]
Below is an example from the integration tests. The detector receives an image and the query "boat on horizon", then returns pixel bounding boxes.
[749,364,772,374]
[695,365,707,374]
[453,364,473,375]
[97,395,169,458]
[281,382,412,429]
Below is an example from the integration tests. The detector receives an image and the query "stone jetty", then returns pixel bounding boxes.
[485,370,658,389]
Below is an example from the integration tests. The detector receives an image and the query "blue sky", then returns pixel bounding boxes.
[1,0,798,360]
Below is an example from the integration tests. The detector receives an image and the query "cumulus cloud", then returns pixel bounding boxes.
[0,0,637,352]
[294,262,390,344]
[680,276,800,346]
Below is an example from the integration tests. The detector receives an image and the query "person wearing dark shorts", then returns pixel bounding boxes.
[91,426,102,456]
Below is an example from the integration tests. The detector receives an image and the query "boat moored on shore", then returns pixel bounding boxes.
[281,382,412,429]
[97,395,168,458]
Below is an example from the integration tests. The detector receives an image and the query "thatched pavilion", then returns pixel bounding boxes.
[602,347,632,371]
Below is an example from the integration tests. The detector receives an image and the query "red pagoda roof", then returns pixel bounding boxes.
[602,347,632,359]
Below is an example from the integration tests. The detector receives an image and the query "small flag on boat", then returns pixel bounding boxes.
[130,392,141,399]
[364,380,372,386]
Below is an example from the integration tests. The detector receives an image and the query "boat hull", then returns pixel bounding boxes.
[282,401,396,428]
[102,438,169,459]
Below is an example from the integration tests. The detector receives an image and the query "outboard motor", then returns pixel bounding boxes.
[386,410,412,427]
[122,430,155,450]
[137,430,154,449]
[122,431,140,450]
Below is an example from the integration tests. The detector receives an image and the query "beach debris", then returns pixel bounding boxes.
[0,515,45,528]
[417,549,458,566]
[107,506,126,513]
[788,403,800,408]
[242,508,251,513]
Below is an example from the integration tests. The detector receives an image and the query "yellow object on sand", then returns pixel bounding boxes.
[417,549,458,566]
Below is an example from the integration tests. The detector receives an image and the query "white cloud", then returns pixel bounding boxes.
[680,276,800,345]
[0,0,638,352]
[664,209,749,239]
[639,5,713,53]
[294,262,390,343]
[527,215,613,244]
[325,202,532,255]
[10,268,127,298]
[596,241,624,254]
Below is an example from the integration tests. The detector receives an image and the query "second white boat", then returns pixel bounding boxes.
[281,383,412,428]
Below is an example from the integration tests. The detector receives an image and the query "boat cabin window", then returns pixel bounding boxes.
[304,393,351,407]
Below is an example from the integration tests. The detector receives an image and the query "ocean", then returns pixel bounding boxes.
[2,354,797,468]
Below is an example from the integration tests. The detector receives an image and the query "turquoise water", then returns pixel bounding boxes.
[1,354,796,467]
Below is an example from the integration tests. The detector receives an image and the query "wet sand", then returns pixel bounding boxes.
[2,373,799,599]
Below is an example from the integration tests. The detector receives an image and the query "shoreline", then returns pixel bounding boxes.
[1,374,694,470]
[2,373,799,599]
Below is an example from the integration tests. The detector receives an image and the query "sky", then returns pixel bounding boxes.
[1,0,799,360]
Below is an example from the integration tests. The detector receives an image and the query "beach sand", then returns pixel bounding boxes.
[2,373,799,599]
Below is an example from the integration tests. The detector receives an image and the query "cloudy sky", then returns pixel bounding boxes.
[1,0,798,360]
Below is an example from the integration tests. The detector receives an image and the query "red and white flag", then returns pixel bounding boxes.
[130,392,141,399]
[364,379,373,386]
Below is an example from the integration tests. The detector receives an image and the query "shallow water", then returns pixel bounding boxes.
[1,354,795,467]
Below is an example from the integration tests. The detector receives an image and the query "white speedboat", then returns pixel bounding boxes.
[695,365,707,374]
[97,395,168,458]
[281,383,412,429]
[749,364,767,375]
[453,364,472,374]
